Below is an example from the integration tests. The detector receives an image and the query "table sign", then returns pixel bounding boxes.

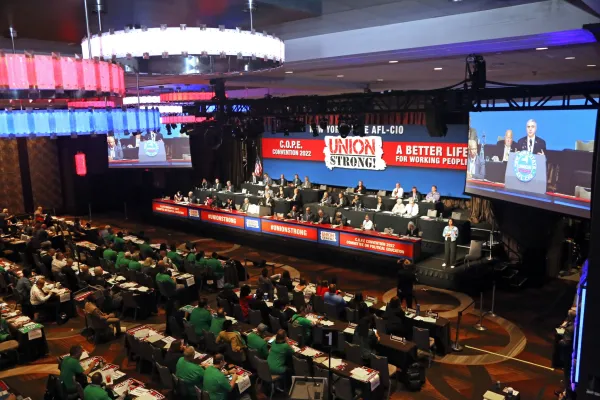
[390,335,406,343]
[28,328,42,340]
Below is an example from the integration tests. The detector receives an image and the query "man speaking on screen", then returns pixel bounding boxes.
[517,119,546,155]
[467,140,485,179]
[107,136,123,161]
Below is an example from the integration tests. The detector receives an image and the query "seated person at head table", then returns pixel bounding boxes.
[375,196,386,211]
[320,191,332,205]
[288,188,302,202]
[276,186,286,199]
[516,119,546,155]
[121,132,141,149]
[316,209,330,224]
[225,180,234,192]
[261,193,274,207]
[250,172,260,184]
[403,198,419,217]
[174,191,184,202]
[187,191,198,204]
[223,198,234,210]
[292,174,302,187]
[406,221,419,237]
[200,178,209,189]
[302,207,315,222]
[278,174,287,187]
[263,185,274,197]
[210,195,219,208]
[361,215,374,231]
[241,198,251,213]
[335,192,348,207]
[332,211,346,227]
[143,131,163,141]
[213,178,223,191]
[263,173,273,186]
[467,139,486,179]
[302,176,311,189]
[351,195,362,208]
[392,183,404,199]
[107,136,123,161]
[425,185,440,202]
[392,199,405,215]
[355,180,367,194]
[408,187,420,202]
[287,205,300,220]
[493,129,518,162]
[204,196,214,207]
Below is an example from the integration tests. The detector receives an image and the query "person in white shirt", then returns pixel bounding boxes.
[263,185,273,197]
[442,219,459,268]
[174,191,183,202]
[391,183,404,199]
[303,176,311,189]
[403,198,419,217]
[30,277,59,320]
[425,186,441,203]
[51,252,67,276]
[320,192,332,206]
[392,199,405,215]
[362,215,374,231]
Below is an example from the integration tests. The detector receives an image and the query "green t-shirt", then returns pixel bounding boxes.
[140,243,153,255]
[113,237,126,251]
[0,318,10,342]
[186,253,196,263]
[203,366,232,400]
[102,249,117,262]
[195,258,207,269]
[128,261,142,271]
[116,257,130,271]
[167,251,183,266]
[83,384,111,400]
[190,308,212,336]
[176,357,204,391]
[206,258,224,278]
[292,314,313,341]
[246,332,269,359]
[60,356,84,391]
[267,342,293,374]
[156,273,175,288]
[209,317,226,336]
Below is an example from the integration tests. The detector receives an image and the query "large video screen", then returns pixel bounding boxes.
[107,125,192,168]
[467,102,597,218]
[261,124,469,197]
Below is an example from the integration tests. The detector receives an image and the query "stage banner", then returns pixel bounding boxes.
[201,210,245,230]
[188,208,201,219]
[318,229,340,246]
[245,217,262,233]
[152,201,189,218]
[339,232,414,258]
[261,219,318,241]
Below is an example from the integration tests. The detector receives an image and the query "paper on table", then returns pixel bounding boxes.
[350,367,371,381]
[319,320,334,327]
[380,305,387,311]
[194,351,206,359]
[129,387,150,397]
[237,374,251,393]
[299,347,321,357]
[60,292,70,303]
[186,277,195,286]
[162,336,176,344]
[225,316,237,323]
[265,301,273,308]
[146,334,165,343]
[364,301,374,308]
[134,329,151,339]
[414,316,436,324]
[343,327,355,334]
[321,358,345,369]
[556,328,565,335]
[137,286,149,292]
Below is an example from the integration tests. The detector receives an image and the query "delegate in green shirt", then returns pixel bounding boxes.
[113,237,125,251]
[167,250,183,267]
[186,253,196,263]
[116,257,130,271]
[102,248,117,262]
[203,366,232,400]
[190,308,212,336]
[140,242,153,256]
[246,332,269,359]
[0,318,10,342]
[176,357,204,393]
[291,314,313,342]
[209,317,226,337]
[128,260,142,271]
[267,342,293,374]
[60,356,84,391]
[206,258,224,278]
[83,384,111,400]
[156,273,175,288]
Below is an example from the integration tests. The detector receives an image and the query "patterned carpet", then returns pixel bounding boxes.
[0,216,576,400]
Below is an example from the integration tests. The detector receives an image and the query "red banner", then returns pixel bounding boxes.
[262,138,467,170]
[261,220,318,241]
[152,202,188,217]
[339,232,414,257]
[201,210,245,229]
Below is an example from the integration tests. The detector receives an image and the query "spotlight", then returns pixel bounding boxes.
[311,122,319,137]
[339,121,351,138]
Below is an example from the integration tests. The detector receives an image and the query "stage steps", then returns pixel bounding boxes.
[497,261,528,290]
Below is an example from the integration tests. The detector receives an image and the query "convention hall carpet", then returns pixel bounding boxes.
[0,217,576,400]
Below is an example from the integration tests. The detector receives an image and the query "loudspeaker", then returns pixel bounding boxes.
[425,104,447,137]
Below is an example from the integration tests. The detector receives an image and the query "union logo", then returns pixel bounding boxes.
[513,151,537,182]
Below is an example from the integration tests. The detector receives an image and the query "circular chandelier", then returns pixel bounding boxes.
[82,25,285,76]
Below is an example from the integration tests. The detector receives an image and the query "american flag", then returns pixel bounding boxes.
[254,155,262,176]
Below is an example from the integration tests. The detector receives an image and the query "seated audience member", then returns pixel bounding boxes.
[116,252,131,271]
[292,174,301,187]
[40,248,55,273]
[128,253,142,271]
[392,183,404,199]
[277,186,286,199]
[218,283,240,306]
[141,257,155,275]
[302,207,315,223]
[30,277,59,321]
[102,243,118,263]
[288,188,302,203]
[250,288,271,323]
[403,198,419,217]
[84,294,121,336]
[203,354,238,399]
[239,285,253,320]
[0,317,12,343]
[268,329,293,375]
[347,291,365,311]
[271,299,294,330]
[335,192,348,208]
[225,180,234,192]
[167,243,183,268]
[332,212,345,227]
[258,267,275,292]
[209,308,227,336]
[355,180,367,194]
[287,205,300,220]
[383,296,405,336]
[200,178,209,189]
[193,251,207,270]
[155,264,186,298]
[85,371,123,400]
[78,265,92,285]
[164,339,185,373]
[406,221,419,237]
[247,323,270,359]
[278,270,294,292]
[316,209,329,224]
[60,258,80,290]
[60,345,98,394]
[290,305,314,343]
[408,186,420,202]
[302,176,311,189]
[206,252,225,288]
[324,284,346,316]
[215,320,247,361]
[176,346,205,395]
[16,268,33,304]
[375,196,386,212]
[189,297,212,337]
[353,310,380,359]
[392,199,405,215]
[113,232,126,252]
[185,244,197,264]
[320,192,332,206]
[294,279,307,293]
[51,251,67,276]
[362,215,374,231]
[351,195,362,208]
[316,280,329,297]
[90,267,107,287]
[241,198,251,212]
[425,185,441,202]
[187,191,197,204]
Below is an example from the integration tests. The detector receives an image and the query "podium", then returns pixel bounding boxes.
[247,204,272,217]
[505,152,547,194]
[138,140,167,163]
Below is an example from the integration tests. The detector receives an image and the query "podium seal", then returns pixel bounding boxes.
[514,151,537,182]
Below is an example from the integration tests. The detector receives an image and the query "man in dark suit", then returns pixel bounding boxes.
[467,139,486,179]
[408,187,420,202]
[225,181,234,192]
[200,178,209,189]
[332,211,346,227]
[516,119,546,155]
[335,192,348,208]
[292,174,302,187]
[494,129,518,162]
[355,180,367,194]
[143,131,164,142]
[263,173,273,186]
[278,174,287,187]
[213,179,223,191]
[40,248,55,274]
[262,194,274,207]
[302,207,315,223]
[316,209,330,224]
[107,136,123,161]
[397,259,416,308]
[287,205,300,219]
[187,191,198,204]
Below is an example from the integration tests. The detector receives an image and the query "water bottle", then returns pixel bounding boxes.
[416,304,420,317]
[496,381,501,391]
